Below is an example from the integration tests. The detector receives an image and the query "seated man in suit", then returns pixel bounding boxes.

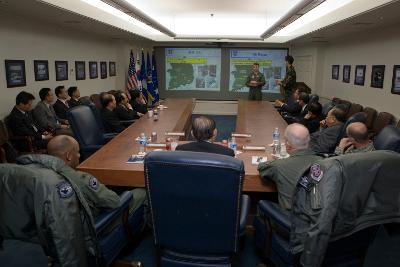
[297,92,309,118]
[309,107,346,154]
[33,88,72,136]
[176,116,235,157]
[115,91,143,121]
[17,135,147,221]
[335,122,375,155]
[100,93,126,133]
[67,86,82,108]
[90,93,102,110]
[275,88,301,116]
[300,101,322,134]
[53,85,70,121]
[8,91,53,150]
[129,89,148,115]
[258,123,321,212]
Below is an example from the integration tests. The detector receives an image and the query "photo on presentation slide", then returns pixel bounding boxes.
[391,65,400,95]
[228,49,287,93]
[165,48,221,91]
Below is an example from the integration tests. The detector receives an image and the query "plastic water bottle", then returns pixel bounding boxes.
[229,136,237,154]
[138,132,147,154]
[272,127,281,155]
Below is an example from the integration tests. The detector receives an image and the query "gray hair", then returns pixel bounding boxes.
[284,123,310,149]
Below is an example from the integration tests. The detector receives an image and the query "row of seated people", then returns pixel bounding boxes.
[3,86,149,155]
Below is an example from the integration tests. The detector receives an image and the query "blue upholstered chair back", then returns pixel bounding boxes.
[67,105,105,148]
[374,125,400,153]
[144,151,245,255]
[87,103,106,132]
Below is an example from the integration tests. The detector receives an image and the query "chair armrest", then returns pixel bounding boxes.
[239,194,250,236]
[80,145,103,153]
[95,191,133,234]
[258,200,291,232]
[103,133,118,142]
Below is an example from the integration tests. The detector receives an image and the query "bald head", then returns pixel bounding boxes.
[346,122,369,143]
[284,123,310,151]
[47,135,80,168]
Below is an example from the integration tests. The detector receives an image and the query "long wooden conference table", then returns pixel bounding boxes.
[77,98,287,192]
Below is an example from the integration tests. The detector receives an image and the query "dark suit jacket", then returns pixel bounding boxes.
[68,98,82,108]
[101,108,125,133]
[130,100,148,114]
[115,105,139,120]
[8,107,45,140]
[281,101,301,116]
[32,101,62,131]
[300,117,321,134]
[310,123,344,154]
[53,99,69,120]
[176,141,235,157]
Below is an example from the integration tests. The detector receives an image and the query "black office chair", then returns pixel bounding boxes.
[374,125,400,153]
[144,151,250,267]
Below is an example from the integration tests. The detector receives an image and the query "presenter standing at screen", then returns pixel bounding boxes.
[246,63,266,101]
[277,55,296,102]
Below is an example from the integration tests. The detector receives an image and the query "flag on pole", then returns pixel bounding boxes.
[146,51,159,104]
[139,49,148,102]
[125,50,139,99]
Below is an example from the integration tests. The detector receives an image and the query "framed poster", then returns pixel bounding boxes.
[5,60,26,88]
[75,61,86,80]
[332,65,339,80]
[100,61,107,79]
[371,65,385,89]
[109,61,116,76]
[34,60,49,81]
[343,65,351,83]
[354,65,366,86]
[391,65,400,95]
[55,61,68,81]
[89,61,98,79]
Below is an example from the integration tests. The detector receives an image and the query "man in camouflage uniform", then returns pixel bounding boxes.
[335,122,375,155]
[246,63,266,101]
[278,55,296,102]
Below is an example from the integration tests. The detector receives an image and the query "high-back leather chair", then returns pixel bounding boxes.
[309,94,319,103]
[363,107,378,130]
[254,151,400,267]
[0,163,145,266]
[67,105,110,160]
[144,151,250,267]
[374,125,400,153]
[346,103,363,119]
[372,112,395,136]
[397,119,400,128]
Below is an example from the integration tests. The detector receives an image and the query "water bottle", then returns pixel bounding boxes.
[272,127,281,155]
[138,132,147,154]
[229,136,237,154]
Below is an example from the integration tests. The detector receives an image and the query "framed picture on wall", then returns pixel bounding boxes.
[5,60,26,88]
[332,65,339,80]
[109,62,116,76]
[354,65,366,86]
[75,61,86,80]
[391,65,400,95]
[55,61,68,81]
[34,60,49,81]
[343,65,351,83]
[371,65,385,89]
[100,61,107,79]
[89,61,98,79]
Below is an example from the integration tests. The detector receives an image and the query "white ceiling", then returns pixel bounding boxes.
[2,0,400,43]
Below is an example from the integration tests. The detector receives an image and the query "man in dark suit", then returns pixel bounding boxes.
[53,86,70,121]
[176,116,235,157]
[309,107,346,154]
[67,86,82,108]
[100,93,125,133]
[115,91,143,121]
[300,101,323,134]
[129,89,148,114]
[33,88,72,136]
[8,91,53,150]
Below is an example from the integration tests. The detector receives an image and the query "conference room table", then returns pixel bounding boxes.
[77,98,288,193]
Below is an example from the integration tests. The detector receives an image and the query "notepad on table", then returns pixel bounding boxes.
[126,154,145,164]
[251,156,268,165]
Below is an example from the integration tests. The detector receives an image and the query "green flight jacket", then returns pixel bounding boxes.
[246,71,266,89]
[281,65,296,95]
[258,149,321,211]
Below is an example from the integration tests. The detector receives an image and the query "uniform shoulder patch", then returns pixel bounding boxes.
[89,176,99,190]
[57,182,74,199]
[310,163,323,182]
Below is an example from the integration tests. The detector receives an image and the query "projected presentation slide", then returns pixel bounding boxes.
[229,49,288,93]
[165,48,221,91]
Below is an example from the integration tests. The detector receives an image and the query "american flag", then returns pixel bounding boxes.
[125,50,139,98]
